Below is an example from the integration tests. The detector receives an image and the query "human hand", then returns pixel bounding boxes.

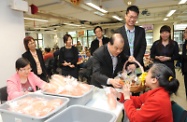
[109,79,123,88]
[127,64,136,72]
[128,56,136,62]
[158,56,170,62]
[63,61,70,66]
[69,64,75,68]
[122,83,131,100]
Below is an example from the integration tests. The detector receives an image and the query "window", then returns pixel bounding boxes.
[146,32,153,46]
[68,31,77,44]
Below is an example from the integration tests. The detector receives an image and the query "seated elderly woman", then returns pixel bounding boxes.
[7,58,50,100]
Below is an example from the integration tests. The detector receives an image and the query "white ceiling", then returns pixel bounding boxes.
[24,0,187,32]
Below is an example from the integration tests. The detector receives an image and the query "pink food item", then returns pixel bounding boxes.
[8,97,63,117]
[105,87,117,110]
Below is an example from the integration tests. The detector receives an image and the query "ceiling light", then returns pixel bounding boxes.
[64,23,81,27]
[127,1,132,5]
[86,2,108,13]
[94,11,105,16]
[163,18,168,21]
[112,15,123,21]
[24,17,48,22]
[34,27,47,30]
[166,10,176,17]
[178,0,187,4]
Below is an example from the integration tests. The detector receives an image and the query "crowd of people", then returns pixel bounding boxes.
[6,4,187,122]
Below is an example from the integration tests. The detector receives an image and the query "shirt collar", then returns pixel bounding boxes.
[96,36,103,41]
[124,25,135,32]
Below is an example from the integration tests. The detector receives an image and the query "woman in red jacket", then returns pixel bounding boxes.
[115,63,179,122]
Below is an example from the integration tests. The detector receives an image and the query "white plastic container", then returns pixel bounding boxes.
[45,105,116,122]
[0,94,69,122]
[43,85,94,106]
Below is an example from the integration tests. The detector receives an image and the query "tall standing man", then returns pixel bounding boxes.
[90,26,110,55]
[116,5,147,71]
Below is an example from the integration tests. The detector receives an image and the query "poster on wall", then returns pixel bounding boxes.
[141,24,153,32]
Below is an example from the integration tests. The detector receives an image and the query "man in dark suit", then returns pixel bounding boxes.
[91,33,126,88]
[90,26,110,55]
[116,5,147,71]
[182,27,187,99]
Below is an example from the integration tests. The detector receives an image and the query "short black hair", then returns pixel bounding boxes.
[93,26,103,33]
[16,58,30,70]
[45,47,51,53]
[126,5,139,15]
[63,34,72,44]
[160,25,171,33]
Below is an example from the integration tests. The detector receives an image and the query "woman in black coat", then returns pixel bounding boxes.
[150,25,179,77]
[22,36,48,82]
[59,34,78,78]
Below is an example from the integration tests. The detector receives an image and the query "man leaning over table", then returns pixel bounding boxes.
[91,33,128,88]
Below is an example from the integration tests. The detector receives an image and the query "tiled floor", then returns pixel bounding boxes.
[171,69,187,109]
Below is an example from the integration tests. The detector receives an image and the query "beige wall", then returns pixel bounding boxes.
[0,0,25,87]
[153,23,174,42]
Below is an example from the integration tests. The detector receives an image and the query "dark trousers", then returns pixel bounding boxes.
[184,74,187,100]
[37,73,48,82]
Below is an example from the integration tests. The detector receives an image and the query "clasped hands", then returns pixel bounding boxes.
[155,56,171,62]
[62,61,75,68]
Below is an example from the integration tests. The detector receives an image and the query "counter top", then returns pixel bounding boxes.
[86,87,124,118]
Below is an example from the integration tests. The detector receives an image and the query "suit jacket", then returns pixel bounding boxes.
[7,72,46,100]
[22,49,47,76]
[90,36,110,55]
[91,44,126,88]
[182,40,187,74]
[116,26,147,66]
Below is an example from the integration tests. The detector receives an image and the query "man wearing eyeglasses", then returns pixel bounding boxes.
[116,5,147,71]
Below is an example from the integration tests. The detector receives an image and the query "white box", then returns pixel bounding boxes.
[10,0,28,12]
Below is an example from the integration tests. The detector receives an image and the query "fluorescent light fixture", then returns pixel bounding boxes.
[86,2,108,13]
[24,17,48,22]
[163,18,168,21]
[112,15,123,21]
[64,23,81,27]
[178,0,187,4]
[127,1,132,5]
[94,11,105,16]
[166,10,176,17]
[34,27,47,30]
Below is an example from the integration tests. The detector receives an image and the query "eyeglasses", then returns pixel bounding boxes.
[19,68,32,72]
[28,42,35,46]
[126,15,138,20]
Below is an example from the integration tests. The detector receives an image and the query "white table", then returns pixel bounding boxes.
[86,87,124,119]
